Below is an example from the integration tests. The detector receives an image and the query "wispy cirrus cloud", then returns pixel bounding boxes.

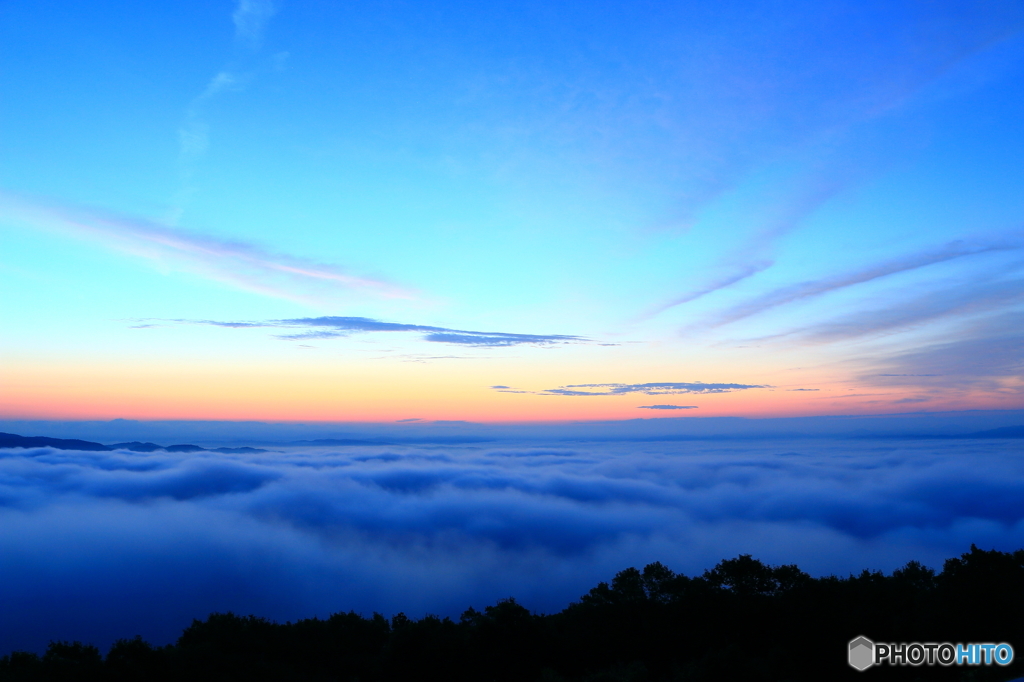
[492,382,766,396]
[1,194,413,304]
[640,11,1024,326]
[702,240,1020,330]
[864,311,1024,391]
[186,316,584,347]
[173,0,280,219]
[232,0,277,48]
[645,261,773,319]
[645,177,851,320]
[178,71,244,166]
[733,267,1024,389]
[791,273,1024,344]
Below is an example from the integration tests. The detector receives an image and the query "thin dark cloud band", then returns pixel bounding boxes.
[492,382,767,396]
[638,405,699,410]
[183,316,586,347]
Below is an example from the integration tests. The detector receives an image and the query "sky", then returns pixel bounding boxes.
[2,0,1023,423]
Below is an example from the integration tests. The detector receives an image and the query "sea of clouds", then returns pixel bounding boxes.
[2,437,1023,653]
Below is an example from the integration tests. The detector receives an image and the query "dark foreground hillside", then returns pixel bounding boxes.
[2,545,1022,682]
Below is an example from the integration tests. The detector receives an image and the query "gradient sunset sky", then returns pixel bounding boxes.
[2,0,1022,422]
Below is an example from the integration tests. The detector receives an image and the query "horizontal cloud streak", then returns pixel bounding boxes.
[493,382,767,396]
[0,194,414,305]
[705,240,1019,329]
[638,405,699,410]
[791,274,1024,344]
[646,177,853,320]
[865,311,1024,391]
[645,261,773,319]
[189,316,585,347]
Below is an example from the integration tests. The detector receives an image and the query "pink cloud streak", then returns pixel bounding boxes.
[0,193,415,305]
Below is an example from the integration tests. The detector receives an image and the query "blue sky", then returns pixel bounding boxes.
[1,0,1023,420]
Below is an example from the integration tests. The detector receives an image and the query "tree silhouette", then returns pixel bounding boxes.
[1,546,1022,681]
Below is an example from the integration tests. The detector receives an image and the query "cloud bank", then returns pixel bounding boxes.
[189,316,585,347]
[3,436,1023,655]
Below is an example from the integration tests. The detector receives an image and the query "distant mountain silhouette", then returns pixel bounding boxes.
[0,433,266,454]
[851,424,1024,440]
[110,441,165,452]
[0,432,111,451]
[965,425,1024,438]
[285,438,389,446]
[5,425,1017,456]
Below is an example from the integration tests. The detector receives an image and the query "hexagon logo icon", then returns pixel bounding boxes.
[849,636,874,671]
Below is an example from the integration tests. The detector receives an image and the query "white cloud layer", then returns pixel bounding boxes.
[2,437,1023,654]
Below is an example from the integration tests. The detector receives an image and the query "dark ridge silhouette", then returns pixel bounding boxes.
[1,545,1021,681]
[0,433,267,455]
[284,439,391,447]
[110,442,165,452]
[0,432,111,451]
[965,425,1024,438]
[851,424,1024,441]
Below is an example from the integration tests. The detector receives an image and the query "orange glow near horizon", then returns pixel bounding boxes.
[2,356,1018,423]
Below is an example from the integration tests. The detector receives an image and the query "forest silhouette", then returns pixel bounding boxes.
[1,545,1021,681]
